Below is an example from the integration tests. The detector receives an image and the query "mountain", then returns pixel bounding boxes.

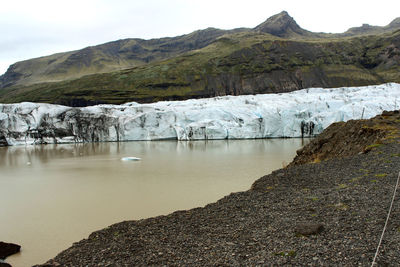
[254,11,320,38]
[344,24,385,36]
[0,27,246,88]
[343,17,400,36]
[1,12,400,106]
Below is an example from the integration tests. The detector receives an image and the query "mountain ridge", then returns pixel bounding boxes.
[1,11,400,90]
[1,12,400,106]
[0,27,245,88]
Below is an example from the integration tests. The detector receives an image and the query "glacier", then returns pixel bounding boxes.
[0,83,399,146]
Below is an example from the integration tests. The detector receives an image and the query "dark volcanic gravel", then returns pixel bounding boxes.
[36,113,400,266]
[36,143,400,266]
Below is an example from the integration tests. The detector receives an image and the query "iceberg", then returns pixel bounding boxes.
[121,157,141,161]
[0,83,399,146]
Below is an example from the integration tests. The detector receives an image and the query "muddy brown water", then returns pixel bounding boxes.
[0,139,307,266]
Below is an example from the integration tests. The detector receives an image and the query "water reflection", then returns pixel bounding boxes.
[1,139,306,166]
[0,139,307,266]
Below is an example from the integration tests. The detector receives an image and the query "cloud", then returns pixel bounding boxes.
[1,0,399,74]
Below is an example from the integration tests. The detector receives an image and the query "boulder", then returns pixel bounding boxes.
[0,242,21,259]
[0,135,8,147]
[0,261,11,267]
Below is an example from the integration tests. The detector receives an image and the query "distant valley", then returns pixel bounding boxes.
[1,11,400,106]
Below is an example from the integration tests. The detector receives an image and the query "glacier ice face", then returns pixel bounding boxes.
[1,83,400,146]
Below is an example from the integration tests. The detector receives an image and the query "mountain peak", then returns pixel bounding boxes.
[254,11,310,38]
[275,10,290,17]
[388,17,400,27]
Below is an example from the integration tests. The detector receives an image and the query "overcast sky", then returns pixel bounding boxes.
[1,0,399,75]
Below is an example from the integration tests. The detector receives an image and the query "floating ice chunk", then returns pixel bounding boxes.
[121,157,141,161]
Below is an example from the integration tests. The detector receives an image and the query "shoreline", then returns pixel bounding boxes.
[36,111,400,266]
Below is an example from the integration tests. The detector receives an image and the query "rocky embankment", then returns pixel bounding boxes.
[36,111,400,266]
[289,110,400,166]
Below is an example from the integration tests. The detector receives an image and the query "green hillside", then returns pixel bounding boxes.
[1,11,400,106]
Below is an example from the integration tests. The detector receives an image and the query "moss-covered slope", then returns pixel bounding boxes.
[1,29,400,106]
[0,27,245,89]
[1,11,400,93]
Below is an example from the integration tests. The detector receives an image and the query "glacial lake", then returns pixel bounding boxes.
[0,139,307,266]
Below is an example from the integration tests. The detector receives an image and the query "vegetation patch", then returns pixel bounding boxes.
[337,183,348,189]
[274,250,297,257]
[364,143,383,151]
[312,157,322,163]
[349,177,362,182]
[1,29,400,106]
[330,202,349,211]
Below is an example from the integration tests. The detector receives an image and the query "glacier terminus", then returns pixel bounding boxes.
[1,83,399,146]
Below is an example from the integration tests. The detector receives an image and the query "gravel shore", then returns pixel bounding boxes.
[37,113,400,266]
